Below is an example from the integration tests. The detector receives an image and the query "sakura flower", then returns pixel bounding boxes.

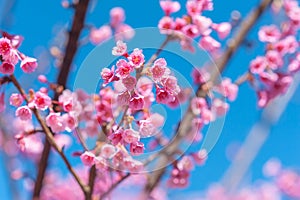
[123,129,140,144]
[129,94,145,110]
[9,93,24,107]
[54,134,72,149]
[117,91,131,105]
[186,0,203,16]
[136,77,154,96]
[62,114,77,132]
[168,167,190,188]
[38,75,48,83]
[249,56,267,74]
[130,141,144,156]
[109,129,124,145]
[115,24,135,41]
[192,67,210,84]
[101,144,117,159]
[162,75,180,95]
[191,97,207,115]
[212,22,231,39]
[89,25,112,45]
[158,16,174,34]
[110,7,125,27]
[288,59,300,73]
[160,0,181,16]
[122,76,136,90]
[20,57,38,73]
[177,156,194,171]
[0,37,11,57]
[15,106,32,121]
[0,62,15,75]
[174,17,187,31]
[101,66,119,85]
[112,40,127,56]
[156,88,174,104]
[182,24,201,38]
[192,149,208,165]
[46,112,65,133]
[128,48,145,68]
[193,16,212,35]
[80,151,95,166]
[212,99,229,116]
[139,119,156,137]
[151,58,170,82]
[266,50,283,69]
[116,59,134,78]
[199,36,221,52]
[216,78,238,101]
[258,25,281,43]
[33,91,52,111]
[95,156,108,171]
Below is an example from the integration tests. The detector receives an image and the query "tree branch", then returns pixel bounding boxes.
[143,0,274,196]
[32,0,90,198]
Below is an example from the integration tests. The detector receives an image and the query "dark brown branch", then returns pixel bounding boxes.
[143,0,274,196]
[87,165,96,200]
[32,0,91,198]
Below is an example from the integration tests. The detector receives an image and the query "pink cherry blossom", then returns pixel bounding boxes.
[130,141,144,156]
[38,75,48,83]
[258,25,281,43]
[9,93,24,107]
[139,119,156,137]
[199,36,221,52]
[110,7,125,28]
[128,48,145,68]
[151,58,170,82]
[288,59,300,73]
[89,25,112,45]
[117,91,131,105]
[101,66,119,85]
[191,97,207,115]
[249,56,267,74]
[168,167,190,188]
[46,112,65,133]
[33,91,52,111]
[186,0,203,17]
[20,57,38,73]
[266,50,283,69]
[80,151,95,166]
[212,22,231,39]
[129,94,145,110]
[177,156,194,171]
[122,76,136,91]
[156,88,174,104]
[123,129,140,144]
[182,24,200,38]
[112,40,127,56]
[193,16,212,35]
[192,149,208,165]
[162,75,180,95]
[212,99,229,116]
[0,62,15,75]
[116,59,134,78]
[101,144,117,159]
[0,37,12,57]
[160,0,181,16]
[192,67,210,84]
[174,17,187,31]
[109,129,124,145]
[115,24,135,41]
[62,114,77,132]
[158,16,174,34]
[137,77,154,96]
[216,78,238,101]
[15,106,32,121]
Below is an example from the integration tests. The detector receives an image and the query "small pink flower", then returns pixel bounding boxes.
[212,99,229,116]
[38,75,48,83]
[101,144,117,159]
[62,114,77,132]
[20,57,38,73]
[288,59,300,73]
[15,106,32,121]
[139,119,156,137]
[186,0,202,16]
[266,50,283,69]
[151,58,170,82]
[217,78,238,101]
[156,88,174,104]
[182,24,200,38]
[80,151,95,166]
[2,49,19,65]
[201,108,214,124]
[192,149,208,165]
[122,76,136,90]
[112,40,127,56]
[123,129,140,144]
[117,91,131,105]
[174,17,187,31]
[160,0,181,16]
[168,167,190,188]
[110,7,125,28]
[46,112,65,133]
[193,16,212,35]
[116,59,134,78]
[128,48,145,68]
[191,97,207,115]
[177,156,194,171]
[162,75,180,95]
[109,130,124,145]
[0,37,12,57]
[115,24,135,41]
[192,68,210,84]
[129,94,145,110]
[0,62,15,75]
[258,25,281,43]
[212,22,231,39]
[249,56,267,74]
[137,77,154,96]
[101,66,119,85]
[158,16,174,34]
[33,91,52,111]
[95,156,108,171]
[130,141,144,156]
[199,36,220,52]
[9,93,24,107]
[89,25,112,45]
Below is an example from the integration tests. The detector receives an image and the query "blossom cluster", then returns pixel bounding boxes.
[0,32,38,75]
[158,0,231,52]
[249,0,300,107]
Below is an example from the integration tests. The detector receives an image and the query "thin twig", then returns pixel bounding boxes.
[143,0,274,196]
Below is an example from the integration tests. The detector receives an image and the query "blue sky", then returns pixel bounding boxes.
[1,0,300,199]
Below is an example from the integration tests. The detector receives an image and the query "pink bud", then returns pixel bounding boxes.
[160,0,181,16]
[15,106,32,121]
[130,141,144,156]
[38,75,48,83]
[0,62,15,75]
[110,7,125,27]
[89,26,112,45]
[9,93,24,107]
